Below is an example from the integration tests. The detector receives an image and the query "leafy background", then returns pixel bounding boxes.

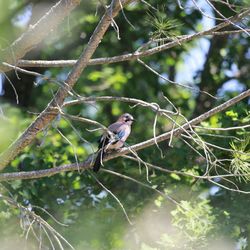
[0,0,249,249]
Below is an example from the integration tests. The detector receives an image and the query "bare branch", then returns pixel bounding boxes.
[194,124,250,131]
[0,192,75,249]
[103,168,180,205]
[14,9,250,69]
[63,95,175,115]
[2,62,81,98]
[137,58,217,99]
[89,170,133,225]
[0,89,249,182]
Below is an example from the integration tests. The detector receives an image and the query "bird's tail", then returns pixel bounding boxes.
[93,149,105,172]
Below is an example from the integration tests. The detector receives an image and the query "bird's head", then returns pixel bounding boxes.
[118,113,135,125]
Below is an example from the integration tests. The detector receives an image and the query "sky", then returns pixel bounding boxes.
[176,0,215,83]
[175,0,246,95]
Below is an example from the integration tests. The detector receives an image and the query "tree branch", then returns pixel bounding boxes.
[0,0,80,72]
[63,95,171,113]
[0,89,249,181]
[0,0,132,171]
[12,9,250,69]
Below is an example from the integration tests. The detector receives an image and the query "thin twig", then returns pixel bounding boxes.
[0,89,249,181]
[89,170,133,225]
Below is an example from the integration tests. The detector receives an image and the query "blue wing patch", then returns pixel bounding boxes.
[117,130,125,140]
[111,130,125,145]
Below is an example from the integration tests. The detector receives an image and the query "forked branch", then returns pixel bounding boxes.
[0,0,132,171]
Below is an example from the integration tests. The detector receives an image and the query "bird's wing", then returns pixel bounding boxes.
[108,122,128,142]
[108,122,123,133]
[97,122,122,149]
[116,129,126,140]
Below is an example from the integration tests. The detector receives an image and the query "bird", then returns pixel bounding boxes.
[93,113,135,172]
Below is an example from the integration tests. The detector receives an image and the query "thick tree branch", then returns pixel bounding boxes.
[0,0,80,72]
[13,9,250,69]
[0,89,249,181]
[0,0,132,171]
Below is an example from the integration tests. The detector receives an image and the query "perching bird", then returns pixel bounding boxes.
[93,113,135,172]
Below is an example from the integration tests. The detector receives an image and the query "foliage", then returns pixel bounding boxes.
[0,0,250,249]
[230,136,250,183]
[171,200,215,244]
[147,7,181,42]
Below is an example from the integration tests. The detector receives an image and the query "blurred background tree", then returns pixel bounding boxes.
[0,0,249,249]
